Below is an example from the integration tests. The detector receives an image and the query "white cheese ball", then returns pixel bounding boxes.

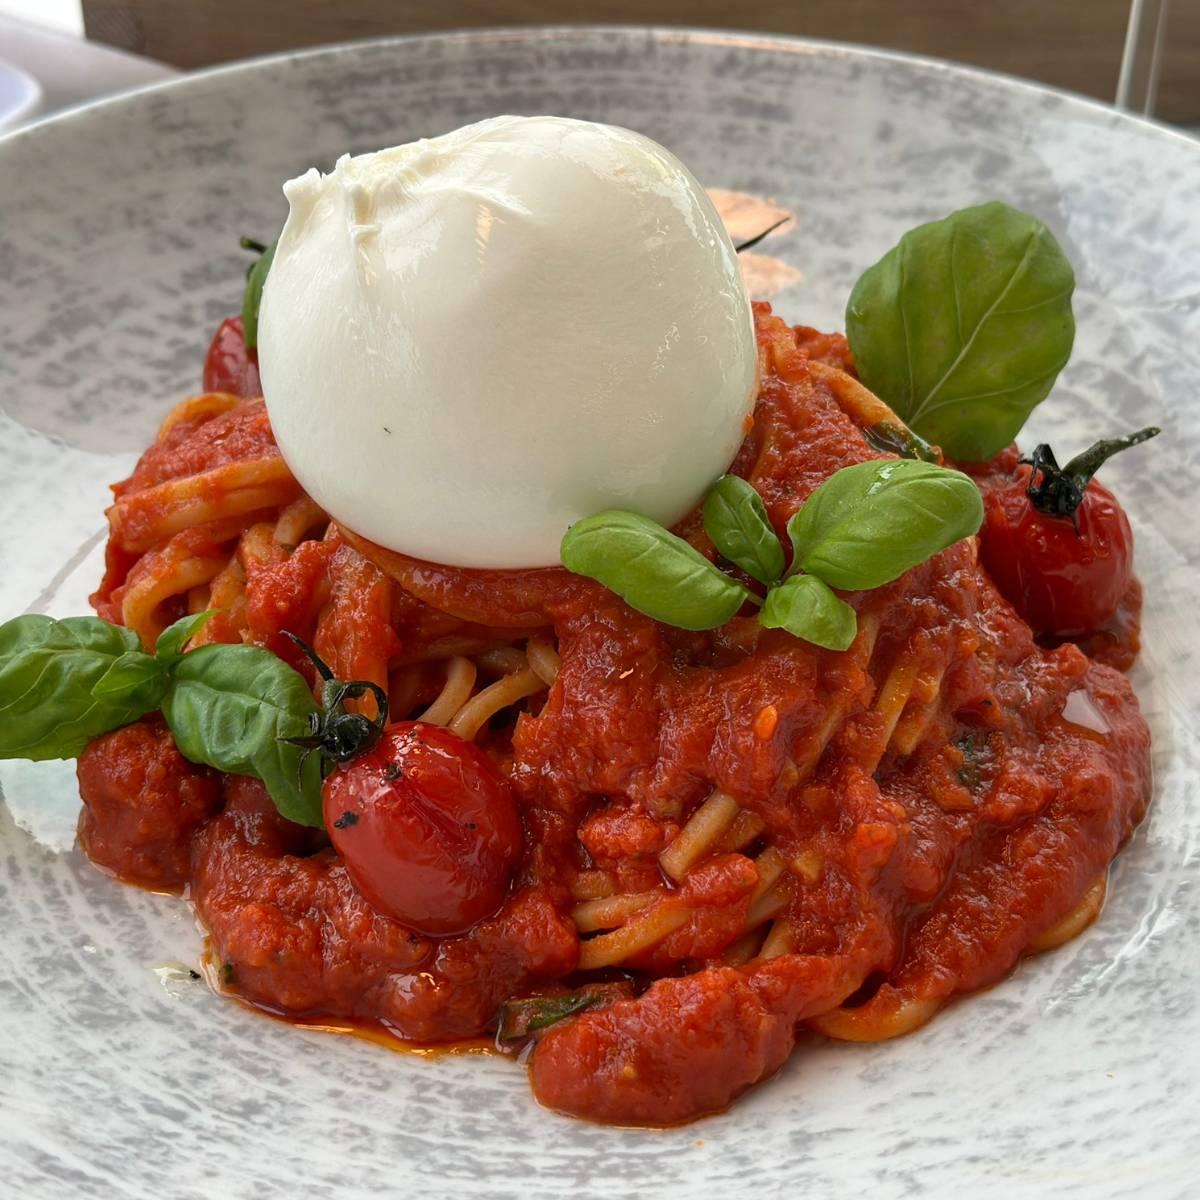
[258,115,756,568]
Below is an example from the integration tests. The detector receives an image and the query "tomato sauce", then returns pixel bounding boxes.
[77,717,221,889]
[75,305,1152,1125]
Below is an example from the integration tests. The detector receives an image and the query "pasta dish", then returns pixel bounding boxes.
[0,115,1154,1125]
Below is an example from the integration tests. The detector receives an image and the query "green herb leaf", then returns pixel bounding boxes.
[787,459,984,591]
[561,510,750,631]
[955,731,992,791]
[496,994,602,1044]
[0,616,152,760]
[91,650,168,711]
[155,610,215,667]
[162,644,323,827]
[241,237,277,351]
[759,574,857,651]
[846,201,1075,461]
[702,475,786,586]
[495,983,635,1046]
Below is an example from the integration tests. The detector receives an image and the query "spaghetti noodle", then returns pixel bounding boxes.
[76,302,1152,1127]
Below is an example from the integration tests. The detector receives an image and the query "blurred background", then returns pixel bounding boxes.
[0,0,1194,132]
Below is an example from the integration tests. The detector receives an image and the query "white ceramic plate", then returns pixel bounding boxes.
[0,56,41,132]
[1,28,1198,1200]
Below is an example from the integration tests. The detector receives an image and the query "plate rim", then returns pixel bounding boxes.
[0,55,42,133]
[2,23,1197,157]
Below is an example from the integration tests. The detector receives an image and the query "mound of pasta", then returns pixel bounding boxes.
[70,304,1151,1124]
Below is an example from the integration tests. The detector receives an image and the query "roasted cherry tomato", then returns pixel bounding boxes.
[281,634,523,935]
[979,427,1158,637]
[202,316,261,398]
[323,722,522,936]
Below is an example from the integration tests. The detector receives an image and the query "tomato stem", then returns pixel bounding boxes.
[280,632,389,768]
[734,216,789,254]
[1023,426,1160,523]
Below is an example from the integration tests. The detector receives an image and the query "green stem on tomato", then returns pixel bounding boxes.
[1024,426,1160,522]
[279,632,389,769]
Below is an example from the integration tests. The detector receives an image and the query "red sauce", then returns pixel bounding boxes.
[120,399,277,497]
[75,304,1152,1125]
[1071,578,1143,671]
[76,717,221,889]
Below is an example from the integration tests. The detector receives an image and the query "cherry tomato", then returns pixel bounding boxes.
[980,465,1133,637]
[202,316,261,398]
[322,722,522,935]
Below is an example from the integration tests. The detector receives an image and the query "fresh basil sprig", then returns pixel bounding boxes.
[760,574,857,651]
[702,474,786,586]
[90,650,170,711]
[846,201,1075,461]
[561,459,982,651]
[787,459,984,591]
[0,611,324,827]
[163,643,322,827]
[155,610,215,666]
[559,510,750,631]
[240,236,277,351]
[0,617,152,760]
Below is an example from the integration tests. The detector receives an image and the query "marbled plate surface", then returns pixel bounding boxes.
[1,27,1198,1200]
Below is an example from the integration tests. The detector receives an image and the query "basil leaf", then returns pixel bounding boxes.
[495,982,633,1046]
[91,650,168,711]
[496,994,602,1044]
[955,731,991,792]
[760,574,857,651]
[156,610,215,667]
[561,511,749,631]
[787,460,983,591]
[0,616,152,760]
[702,475,786,586]
[162,643,323,827]
[241,237,277,351]
[846,201,1075,461]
